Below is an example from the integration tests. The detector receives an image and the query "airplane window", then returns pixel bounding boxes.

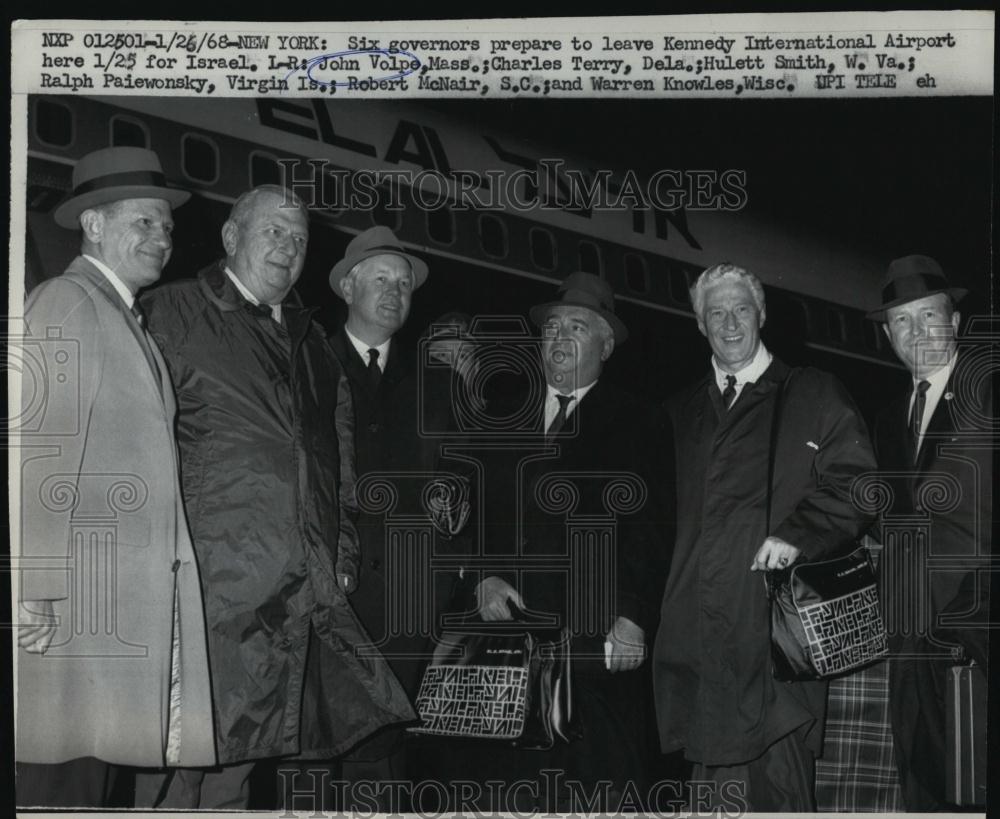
[529,228,557,271]
[34,100,73,147]
[578,241,602,276]
[624,253,649,294]
[478,214,507,259]
[667,262,691,306]
[826,307,847,343]
[862,318,884,352]
[181,134,219,184]
[369,185,403,231]
[110,116,149,148]
[427,206,454,245]
[250,152,282,187]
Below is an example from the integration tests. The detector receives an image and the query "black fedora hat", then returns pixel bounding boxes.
[328,226,429,297]
[53,147,190,229]
[866,254,968,321]
[529,272,628,344]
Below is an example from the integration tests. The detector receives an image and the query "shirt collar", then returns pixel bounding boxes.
[83,254,134,308]
[225,266,281,323]
[345,327,391,372]
[546,379,598,409]
[711,342,772,392]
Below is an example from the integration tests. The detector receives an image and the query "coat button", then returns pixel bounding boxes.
[370,559,382,571]
[171,559,181,573]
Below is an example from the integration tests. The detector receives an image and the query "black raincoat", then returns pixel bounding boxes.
[144,261,415,764]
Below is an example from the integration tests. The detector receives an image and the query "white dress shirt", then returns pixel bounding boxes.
[544,380,598,430]
[345,328,390,372]
[225,266,282,323]
[711,342,773,403]
[83,254,135,308]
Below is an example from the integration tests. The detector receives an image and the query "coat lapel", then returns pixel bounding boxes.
[67,257,165,405]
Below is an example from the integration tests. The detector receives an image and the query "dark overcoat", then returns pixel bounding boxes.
[873,354,992,808]
[653,357,877,765]
[143,262,415,765]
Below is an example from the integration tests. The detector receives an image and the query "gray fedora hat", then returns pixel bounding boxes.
[529,271,628,344]
[53,147,190,229]
[328,226,429,297]
[866,254,968,321]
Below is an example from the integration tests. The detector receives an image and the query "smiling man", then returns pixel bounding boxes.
[134,188,414,809]
[652,262,876,811]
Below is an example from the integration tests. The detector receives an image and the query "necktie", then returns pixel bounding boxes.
[367,348,382,392]
[130,301,147,329]
[546,394,574,439]
[910,379,930,455]
[721,374,737,409]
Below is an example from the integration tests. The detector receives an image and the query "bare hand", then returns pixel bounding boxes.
[605,616,645,673]
[475,577,524,621]
[751,537,802,572]
[18,600,57,654]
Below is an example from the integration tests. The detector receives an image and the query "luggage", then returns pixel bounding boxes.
[944,661,987,806]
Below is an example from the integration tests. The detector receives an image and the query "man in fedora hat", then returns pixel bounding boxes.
[473,271,669,810]
[652,263,876,812]
[15,147,216,806]
[326,226,468,809]
[134,190,414,809]
[864,254,992,809]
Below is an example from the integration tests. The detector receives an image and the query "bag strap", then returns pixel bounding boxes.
[764,372,789,599]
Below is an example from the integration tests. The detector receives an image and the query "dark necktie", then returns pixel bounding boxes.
[546,394,574,439]
[367,348,382,392]
[910,379,930,455]
[721,374,738,409]
[130,301,162,388]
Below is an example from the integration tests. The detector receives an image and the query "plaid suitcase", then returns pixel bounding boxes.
[945,662,987,806]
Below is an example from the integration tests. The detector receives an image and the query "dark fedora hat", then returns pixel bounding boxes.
[529,271,628,344]
[866,254,968,321]
[53,147,190,229]
[328,226,429,297]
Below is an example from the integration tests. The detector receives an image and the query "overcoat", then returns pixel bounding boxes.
[477,378,672,790]
[329,329,458,698]
[143,262,415,764]
[17,257,216,768]
[653,357,877,765]
[873,354,992,808]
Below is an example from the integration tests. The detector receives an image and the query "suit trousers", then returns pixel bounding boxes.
[134,762,255,809]
[690,725,816,812]
[16,758,118,808]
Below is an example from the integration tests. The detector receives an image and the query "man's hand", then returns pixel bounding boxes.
[751,536,802,572]
[18,600,57,655]
[475,577,524,621]
[605,616,645,673]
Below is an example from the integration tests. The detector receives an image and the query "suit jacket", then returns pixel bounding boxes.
[874,354,992,808]
[16,256,215,768]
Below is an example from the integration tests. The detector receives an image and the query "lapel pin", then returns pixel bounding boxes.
[944,392,954,401]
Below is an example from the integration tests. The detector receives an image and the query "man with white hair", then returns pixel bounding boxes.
[652,262,876,811]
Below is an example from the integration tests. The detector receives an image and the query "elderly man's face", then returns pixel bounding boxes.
[541,305,613,392]
[342,253,414,339]
[883,293,959,378]
[698,279,765,374]
[90,198,174,293]
[225,190,308,305]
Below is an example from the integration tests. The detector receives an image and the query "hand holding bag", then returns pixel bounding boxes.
[409,604,580,749]
[765,373,888,681]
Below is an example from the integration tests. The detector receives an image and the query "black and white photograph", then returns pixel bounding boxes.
[7,10,996,817]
